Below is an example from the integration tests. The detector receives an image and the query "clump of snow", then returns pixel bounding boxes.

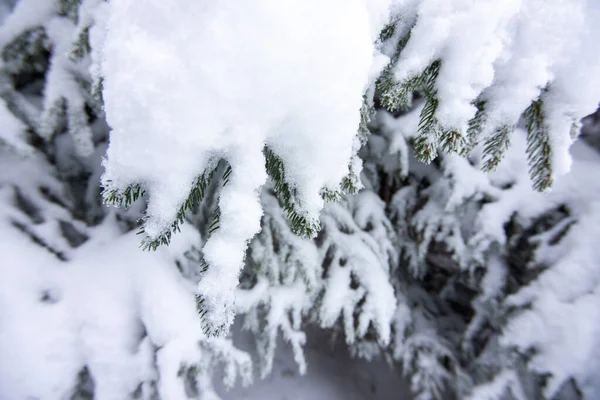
[318,193,397,346]
[99,0,394,333]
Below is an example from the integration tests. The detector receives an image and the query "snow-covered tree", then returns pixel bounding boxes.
[1,0,600,399]
[0,2,250,399]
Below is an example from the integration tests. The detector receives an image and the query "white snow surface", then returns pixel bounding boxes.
[99,0,394,333]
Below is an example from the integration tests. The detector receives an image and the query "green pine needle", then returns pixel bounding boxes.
[264,146,320,238]
[139,169,216,250]
[377,67,416,112]
[195,294,227,338]
[103,183,146,209]
[440,129,468,155]
[207,208,221,237]
[524,98,553,192]
[463,100,487,156]
[358,93,375,144]
[481,124,513,172]
[69,27,91,61]
[414,96,440,164]
[55,0,82,22]
[378,23,396,43]
[379,59,443,163]
[103,167,217,251]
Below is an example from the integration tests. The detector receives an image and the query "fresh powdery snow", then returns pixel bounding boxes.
[96,0,600,336]
[99,0,393,333]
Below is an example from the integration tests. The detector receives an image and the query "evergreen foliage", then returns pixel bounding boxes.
[263,146,321,239]
[0,1,599,400]
[524,98,553,192]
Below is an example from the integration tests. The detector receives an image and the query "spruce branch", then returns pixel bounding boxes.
[440,129,468,155]
[69,26,90,61]
[358,93,375,144]
[378,22,397,43]
[377,66,416,112]
[195,294,226,337]
[463,100,487,156]
[481,124,513,172]
[1,27,49,77]
[206,207,221,237]
[103,182,146,209]
[524,98,553,192]
[222,164,233,186]
[103,166,218,251]
[341,170,361,195]
[264,146,320,238]
[414,95,440,164]
[55,0,82,23]
[139,168,216,250]
[381,60,443,163]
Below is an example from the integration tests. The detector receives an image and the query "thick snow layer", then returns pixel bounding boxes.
[99,0,393,332]
[97,0,600,336]
[318,194,397,346]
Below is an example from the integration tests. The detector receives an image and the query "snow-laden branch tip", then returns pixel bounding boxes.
[99,0,393,333]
